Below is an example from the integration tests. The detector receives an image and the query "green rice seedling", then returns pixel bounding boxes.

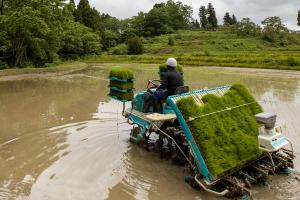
[109,67,134,80]
[109,89,134,101]
[109,80,134,90]
[177,84,263,178]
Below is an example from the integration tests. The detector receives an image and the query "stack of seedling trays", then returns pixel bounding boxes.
[159,64,184,80]
[109,67,135,102]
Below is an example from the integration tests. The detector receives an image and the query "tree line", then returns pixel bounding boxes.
[0,0,299,69]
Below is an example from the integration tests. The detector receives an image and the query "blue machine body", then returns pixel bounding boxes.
[129,91,175,143]
[132,92,175,114]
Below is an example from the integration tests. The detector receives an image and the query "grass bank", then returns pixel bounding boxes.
[0,61,89,77]
[84,52,300,70]
[103,30,300,70]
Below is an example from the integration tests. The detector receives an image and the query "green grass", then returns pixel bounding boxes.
[177,84,263,178]
[103,29,300,70]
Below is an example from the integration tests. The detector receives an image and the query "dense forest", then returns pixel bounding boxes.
[0,0,299,69]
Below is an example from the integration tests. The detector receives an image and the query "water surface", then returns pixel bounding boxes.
[0,64,300,200]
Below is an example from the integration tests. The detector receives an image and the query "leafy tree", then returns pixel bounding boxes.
[0,27,11,68]
[127,37,143,55]
[142,1,192,36]
[223,12,232,25]
[130,12,146,36]
[59,21,101,58]
[120,27,137,43]
[262,16,288,33]
[2,7,50,67]
[195,19,200,28]
[75,0,91,23]
[165,0,193,30]
[63,0,76,20]
[207,3,218,28]
[70,0,76,8]
[235,18,261,36]
[168,36,175,46]
[143,3,173,36]
[74,0,100,31]
[198,6,208,28]
[0,0,63,67]
[261,16,288,42]
[101,29,119,49]
[102,14,121,33]
[232,14,237,24]
[0,0,103,68]
[191,19,200,29]
[298,10,300,26]
[99,14,122,49]
[224,13,237,26]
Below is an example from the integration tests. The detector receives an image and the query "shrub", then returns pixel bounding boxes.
[235,18,261,37]
[262,57,274,63]
[177,84,263,178]
[204,50,211,56]
[286,57,298,67]
[127,37,144,55]
[168,36,175,46]
[175,34,182,39]
[223,45,230,50]
[262,30,277,43]
[0,61,9,70]
[111,44,127,55]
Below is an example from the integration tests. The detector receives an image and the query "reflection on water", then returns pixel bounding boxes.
[0,77,107,198]
[0,64,300,200]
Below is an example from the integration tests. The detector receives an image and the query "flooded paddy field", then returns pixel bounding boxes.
[0,63,300,200]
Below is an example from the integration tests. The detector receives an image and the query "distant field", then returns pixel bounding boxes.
[104,30,300,70]
[1,30,300,73]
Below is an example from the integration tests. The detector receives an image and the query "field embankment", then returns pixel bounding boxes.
[103,30,300,70]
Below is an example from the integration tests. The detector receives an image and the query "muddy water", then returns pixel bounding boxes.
[0,64,300,200]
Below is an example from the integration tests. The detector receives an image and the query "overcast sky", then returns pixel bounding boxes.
[75,0,300,30]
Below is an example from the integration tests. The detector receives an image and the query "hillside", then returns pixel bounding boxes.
[104,29,300,70]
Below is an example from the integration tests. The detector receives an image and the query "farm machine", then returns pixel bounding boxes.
[108,68,296,199]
